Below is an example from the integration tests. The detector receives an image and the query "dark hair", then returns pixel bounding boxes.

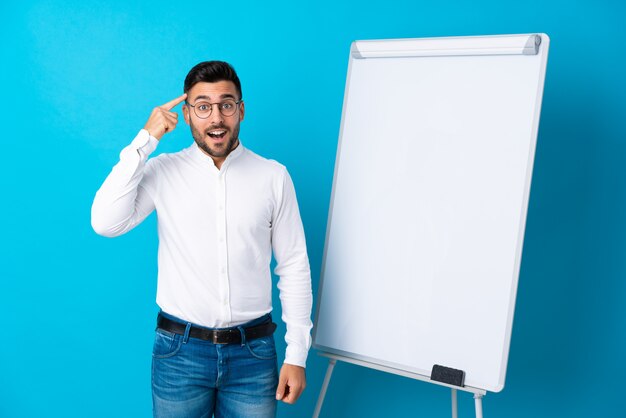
[184,61,242,99]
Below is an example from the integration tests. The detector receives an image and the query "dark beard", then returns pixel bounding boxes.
[190,120,240,159]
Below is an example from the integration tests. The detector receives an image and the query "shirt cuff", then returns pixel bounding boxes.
[129,129,159,160]
[284,345,309,368]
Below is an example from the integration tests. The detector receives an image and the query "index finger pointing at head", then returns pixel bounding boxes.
[160,93,188,110]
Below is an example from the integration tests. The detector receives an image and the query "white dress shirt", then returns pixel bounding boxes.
[91,129,313,367]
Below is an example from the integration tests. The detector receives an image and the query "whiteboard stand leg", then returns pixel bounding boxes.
[474,393,484,418]
[313,359,337,418]
[451,389,458,418]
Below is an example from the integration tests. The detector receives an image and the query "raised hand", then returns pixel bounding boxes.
[143,93,187,140]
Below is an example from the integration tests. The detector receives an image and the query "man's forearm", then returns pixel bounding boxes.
[91,129,157,237]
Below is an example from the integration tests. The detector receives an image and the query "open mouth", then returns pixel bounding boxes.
[207,129,227,139]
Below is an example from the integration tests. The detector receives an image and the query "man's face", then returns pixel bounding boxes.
[183,80,245,164]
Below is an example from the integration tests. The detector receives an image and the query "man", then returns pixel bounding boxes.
[91,61,313,417]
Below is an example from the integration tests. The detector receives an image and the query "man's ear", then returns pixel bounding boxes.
[182,104,190,125]
[239,100,245,122]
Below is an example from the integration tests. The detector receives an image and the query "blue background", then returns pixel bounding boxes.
[1,0,625,417]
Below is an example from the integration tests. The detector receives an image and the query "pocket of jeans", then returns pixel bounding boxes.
[246,336,277,360]
[152,328,182,359]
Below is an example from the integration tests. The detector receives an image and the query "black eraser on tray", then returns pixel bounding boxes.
[431,364,465,387]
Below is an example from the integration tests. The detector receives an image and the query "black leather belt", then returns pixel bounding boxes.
[157,314,277,344]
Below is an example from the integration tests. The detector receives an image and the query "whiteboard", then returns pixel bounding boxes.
[313,34,549,393]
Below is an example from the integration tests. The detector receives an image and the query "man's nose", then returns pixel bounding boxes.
[209,104,224,124]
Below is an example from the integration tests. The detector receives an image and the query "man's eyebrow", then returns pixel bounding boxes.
[191,93,237,102]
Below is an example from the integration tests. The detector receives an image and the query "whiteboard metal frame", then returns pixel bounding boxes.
[318,352,486,395]
[312,354,485,418]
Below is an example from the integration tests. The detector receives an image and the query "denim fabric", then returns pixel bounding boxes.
[152,311,278,418]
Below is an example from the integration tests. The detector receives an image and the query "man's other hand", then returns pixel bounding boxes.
[276,363,306,404]
[143,93,187,140]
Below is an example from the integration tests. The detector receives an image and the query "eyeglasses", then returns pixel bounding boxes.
[187,99,242,119]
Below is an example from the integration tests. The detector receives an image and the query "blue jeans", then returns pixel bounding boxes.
[152,311,278,418]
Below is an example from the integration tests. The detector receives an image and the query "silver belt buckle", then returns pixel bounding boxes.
[212,332,224,344]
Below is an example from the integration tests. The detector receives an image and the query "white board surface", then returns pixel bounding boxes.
[313,34,549,393]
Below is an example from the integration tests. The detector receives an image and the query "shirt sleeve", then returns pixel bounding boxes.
[91,129,159,237]
[271,168,313,368]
